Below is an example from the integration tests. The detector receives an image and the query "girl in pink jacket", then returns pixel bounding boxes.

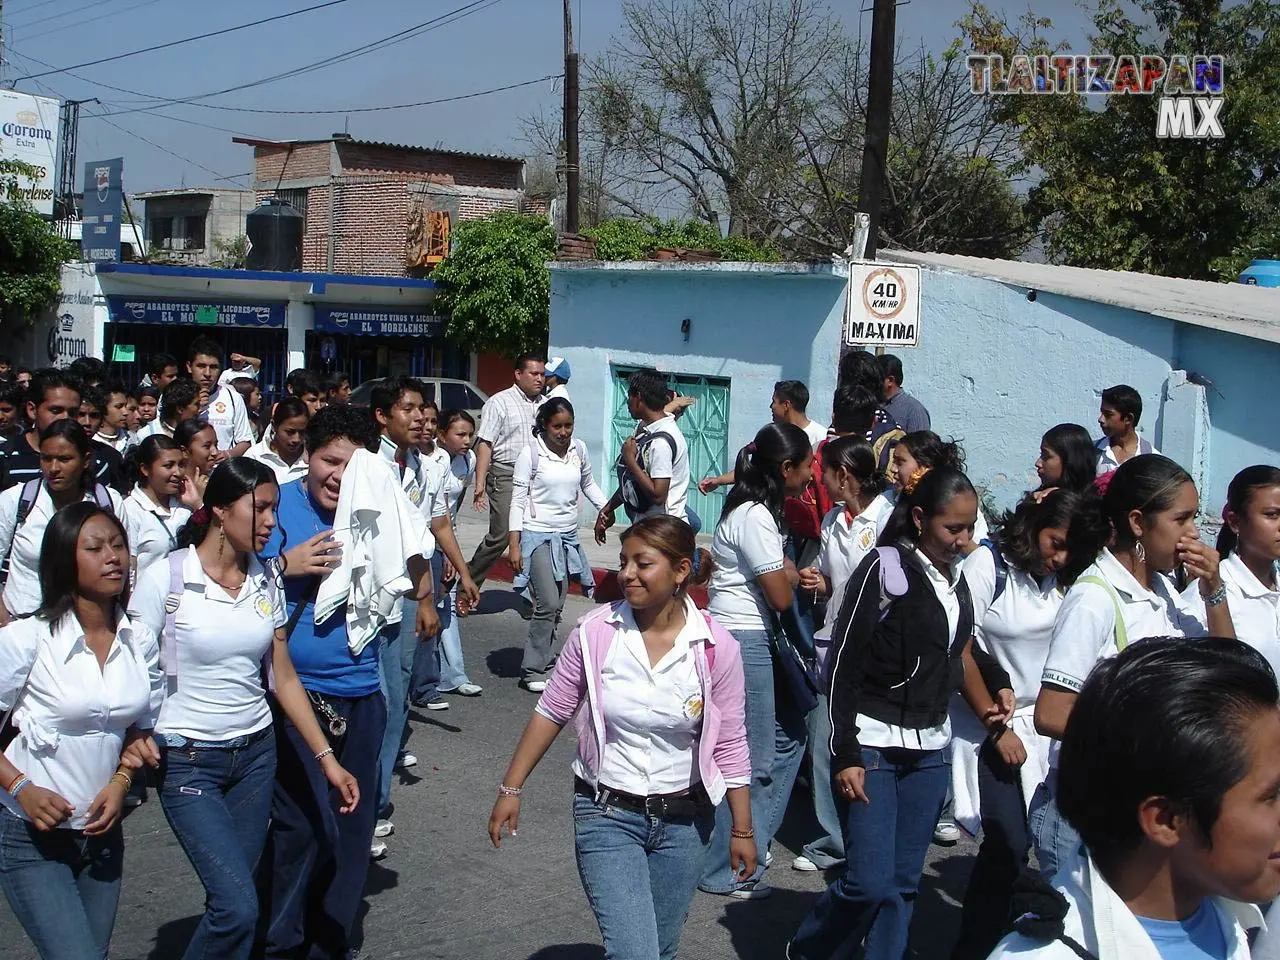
[488,515,754,960]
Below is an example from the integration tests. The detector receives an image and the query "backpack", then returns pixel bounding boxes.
[3,479,115,576]
[981,539,1009,604]
[817,545,910,690]
[615,429,678,519]
[1073,575,1129,652]
[869,410,906,486]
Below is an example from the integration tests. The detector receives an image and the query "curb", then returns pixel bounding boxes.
[482,559,710,607]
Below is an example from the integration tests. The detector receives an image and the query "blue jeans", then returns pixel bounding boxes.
[1028,781,1081,879]
[801,694,846,869]
[0,807,123,960]
[790,745,950,960]
[952,738,1030,960]
[409,555,449,702]
[158,726,277,960]
[573,791,714,960]
[434,579,471,691]
[699,628,808,893]
[376,604,418,816]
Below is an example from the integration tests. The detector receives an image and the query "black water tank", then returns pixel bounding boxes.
[245,197,303,271]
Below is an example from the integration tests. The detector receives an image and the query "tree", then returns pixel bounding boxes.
[432,213,557,358]
[0,159,75,333]
[586,216,780,260]
[212,234,250,269]
[964,0,1280,280]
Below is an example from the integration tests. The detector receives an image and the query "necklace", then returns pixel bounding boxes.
[205,567,247,592]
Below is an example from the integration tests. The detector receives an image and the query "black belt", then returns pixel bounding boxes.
[574,776,711,820]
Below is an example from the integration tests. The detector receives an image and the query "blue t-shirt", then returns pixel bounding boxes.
[262,478,383,698]
[1136,901,1228,960]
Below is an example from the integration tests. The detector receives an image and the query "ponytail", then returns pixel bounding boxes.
[878,466,975,547]
[720,422,812,524]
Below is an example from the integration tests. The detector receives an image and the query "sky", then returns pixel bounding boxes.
[0,0,1095,195]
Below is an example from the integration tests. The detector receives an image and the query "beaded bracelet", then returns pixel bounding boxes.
[1203,583,1228,607]
[497,784,523,797]
[315,747,335,763]
[730,827,755,839]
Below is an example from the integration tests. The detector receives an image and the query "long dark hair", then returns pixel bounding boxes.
[879,465,976,547]
[124,434,181,490]
[533,397,574,438]
[39,419,93,494]
[1103,454,1193,550]
[898,431,965,471]
[174,417,214,450]
[994,488,1109,585]
[821,435,887,499]
[36,502,130,625]
[1218,465,1280,557]
[1040,423,1098,493]
[720,421,812,524]
[176,458,278,550]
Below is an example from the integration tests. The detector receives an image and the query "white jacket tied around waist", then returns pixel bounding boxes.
[314,448,432,656]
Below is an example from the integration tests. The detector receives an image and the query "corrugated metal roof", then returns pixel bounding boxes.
[248,136,523,165]
[881,249,1280,346]
[133,187,254,198]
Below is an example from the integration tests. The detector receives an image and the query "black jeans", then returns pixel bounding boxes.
[951,738,1030,960]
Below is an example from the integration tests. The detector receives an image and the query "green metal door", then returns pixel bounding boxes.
[607,367,731,526]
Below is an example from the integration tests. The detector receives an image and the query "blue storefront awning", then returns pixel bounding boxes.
[106,296,286,329]
[314,305,445,337]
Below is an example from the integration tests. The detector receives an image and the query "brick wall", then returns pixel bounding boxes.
[254,143,332,184]
[335,142,521,190]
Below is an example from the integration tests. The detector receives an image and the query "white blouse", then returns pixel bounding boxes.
[0,613,158,829]
[1220,553,1280,680]
[509,438,608,534]
[119,487,191,583]
[245,433,308,485]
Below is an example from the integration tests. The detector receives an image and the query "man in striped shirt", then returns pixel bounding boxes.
[467,354,545,586]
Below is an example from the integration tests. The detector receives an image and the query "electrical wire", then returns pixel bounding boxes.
[15,0,168,43]
[14,0,355,81]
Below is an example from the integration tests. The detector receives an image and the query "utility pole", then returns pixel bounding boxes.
[857,0,897,260]
[563,0,580,234]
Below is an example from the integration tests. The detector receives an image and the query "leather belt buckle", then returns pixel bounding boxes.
[645,795,668,818]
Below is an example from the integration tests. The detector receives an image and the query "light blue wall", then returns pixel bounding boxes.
[550,262,1280,518]
[549,265,846,487]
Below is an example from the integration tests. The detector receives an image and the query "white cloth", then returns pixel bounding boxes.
[476,384,545,465]
[0,613,157,830]
[135,418,174,441]
[635,416,690,522]
[218,366,258,386]
[315,448,429,656]
[377,435,447,557]
[585,598,720,796]
[129,546,285,741]
[119,488,191,583]
[95,431,133,454]
[1220,553,1280,680]
[201,383,253,451]
[801,419,828,448]
[441,450,476,526]
[0,483,125,617]
[245,434,308,485]
[1094,435,1158,475]
[707,502,786,631]
[814,494,895,641]
[546,384,571,402]
[509,438,608,534]
[989,846,1259,960]
[856,547,958,752]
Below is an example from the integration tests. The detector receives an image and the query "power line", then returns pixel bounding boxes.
[16,0,167,42]
[14,0,354,81]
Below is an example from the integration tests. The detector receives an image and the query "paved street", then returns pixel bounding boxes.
[0,583,978,960]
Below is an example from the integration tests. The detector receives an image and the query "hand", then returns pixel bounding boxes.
[191,470,210,501]
[442,558,456,584]
[206,448,228,467]
[416,598,441,639]
[697,475,723,496]
[730,835,758,881]
[488,796,521,848]
[283,530,342,577]
[992,727,1028,767]
[197,388,210,409]
[834,766,869,804]
[983,689,1016,728]
[621,436,640,469]
[83,780,125,836]
[473,487,488,512]
[797,566,826,594]
[456,574,480,613]
[0,604,13,627]
[594,509,615,546]
[17,784,73,831]
[1031,486,1059,504]
[665,395,696,416]
[121,731,160,770]
[230,352,245,365]
[507,544,523,575]
[1179,537,1224,596]
[320,756,360,814]
[177,476,202,511]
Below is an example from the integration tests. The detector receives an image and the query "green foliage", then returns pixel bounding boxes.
[585,217,781,262]
[432,213,558,359]
[0,158,75,331]
[963,0,1280,280]
[212,234,250,269]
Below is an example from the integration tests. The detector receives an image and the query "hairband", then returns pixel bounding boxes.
[192,506,210,525]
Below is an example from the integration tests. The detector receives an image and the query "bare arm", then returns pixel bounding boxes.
[473,441,493,509]
[755,568,795,612]
[488,712,565,847]
[1035,686,1077,741]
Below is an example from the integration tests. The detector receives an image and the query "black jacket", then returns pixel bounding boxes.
[825,542,1011,771]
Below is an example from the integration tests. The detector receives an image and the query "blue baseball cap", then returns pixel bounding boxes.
[546,357,571,381]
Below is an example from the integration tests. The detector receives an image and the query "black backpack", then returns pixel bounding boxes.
[614,430,677,520]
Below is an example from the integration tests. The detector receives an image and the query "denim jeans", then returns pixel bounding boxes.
[801,694,846,869]
[790,745,950,960]
[699,628,808,893]
[158,726,277,960]
[434,579,471,691]
[573,791,714,960]
[0,807,123,960]
[1027,781,1081,879]
[376,602,418,816]
[258,690,386,959]
[523,541,568,679]
[952,739,1030,960]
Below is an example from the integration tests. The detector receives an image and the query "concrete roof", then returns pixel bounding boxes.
[133,187,253,199]
[882,249,1280,346]
[231,135,523,166]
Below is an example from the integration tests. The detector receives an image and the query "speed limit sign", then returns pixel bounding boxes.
[843,263,921,347]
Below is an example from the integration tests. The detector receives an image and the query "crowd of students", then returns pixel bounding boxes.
[1,340,1279,960]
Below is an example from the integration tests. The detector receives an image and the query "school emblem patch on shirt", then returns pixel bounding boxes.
[682,693,704,720]
[858,526,876,550]
[255,594,273,619]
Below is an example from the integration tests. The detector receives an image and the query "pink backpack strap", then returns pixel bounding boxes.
[163,550,185,679]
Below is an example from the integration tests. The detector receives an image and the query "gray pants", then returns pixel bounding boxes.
[467,462,514,585]
[521,542,568,678]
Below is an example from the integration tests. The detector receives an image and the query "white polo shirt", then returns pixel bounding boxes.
[1094,436,1158,476]
[1220,553,1280,680]
[120,487,191,582]
[509,438,608,534]
[129,545,285,742]
[0,612,157,829]
[201,383,254,451]
[246,433,309,485]
[218,366,258,387]
[707,501,786,631]
[441,450,476,526]
[636,416,690,523]
[815,494,894,641]
[377,435,445,557]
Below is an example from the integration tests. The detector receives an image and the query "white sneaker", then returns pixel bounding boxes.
[791,855,819,872]
[370,839,387,859]
[725,879,773,900]
[424,698,450,711]
[453,682,483,696]
[765,850,774,868]
[396,752,418,770]
[933,820,961,845]
[520,679,547,693]
[374,819,394,838]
